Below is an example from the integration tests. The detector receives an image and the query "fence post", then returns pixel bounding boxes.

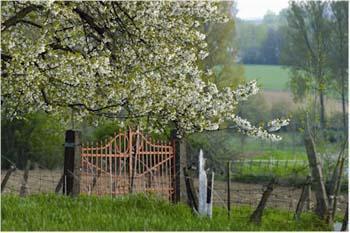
[306,182,312,211]
[341,204,348,231]
[207,171,214,218]
[304,130,329,220]
[198,150,208,215]
[63,130,81,197]
[171,129,186,203]
[249,178,275,224]
[183,167,198,212]
[294,175,312,220]
[227,161,231,217]
[19,160,30,197]
[1,165,16,193]
[55,175,64,194]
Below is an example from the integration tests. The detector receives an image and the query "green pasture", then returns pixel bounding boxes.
[225,132,307,157]
[1,194,331,231]
[243,64,289,91]
[231,158,309,184]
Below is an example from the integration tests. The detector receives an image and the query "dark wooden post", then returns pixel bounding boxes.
[171,129,187,203]
[63,130,81,197]
[1,165,16,193]
[171,130,179,203]
[249,179,275,224]
[341,204,348,231]
[207,171,214,218]
[227,161,231,217]
[183,167,198,212]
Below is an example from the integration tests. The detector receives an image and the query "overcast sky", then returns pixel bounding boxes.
[236,0,289,20]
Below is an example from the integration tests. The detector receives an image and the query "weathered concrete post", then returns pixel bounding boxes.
[198,150,214,218]
[198,150,208,215]
[63,130,81,197]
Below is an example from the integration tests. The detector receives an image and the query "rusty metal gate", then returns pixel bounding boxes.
[80,130,175,200]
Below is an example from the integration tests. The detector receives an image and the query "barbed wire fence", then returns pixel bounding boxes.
[1,141,348,227]
[183,135,348,226]
[1,154,63,196]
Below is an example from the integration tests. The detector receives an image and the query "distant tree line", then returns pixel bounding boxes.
[236,10,288,65]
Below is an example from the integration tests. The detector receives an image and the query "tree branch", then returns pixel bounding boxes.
[2,4,43,32]
[73,7,105,36]
[18,19,42,28]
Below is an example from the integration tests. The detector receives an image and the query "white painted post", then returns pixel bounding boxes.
[198,150,207,216]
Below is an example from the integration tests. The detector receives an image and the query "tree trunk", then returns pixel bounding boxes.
[304,131,329,220]
[341,74,347,139]
[331,155,345,219]
[327,141,347,220]
[327,142,345,195]
[319,90,326,130]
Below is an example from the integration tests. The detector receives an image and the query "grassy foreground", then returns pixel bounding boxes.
[1,194,330,231]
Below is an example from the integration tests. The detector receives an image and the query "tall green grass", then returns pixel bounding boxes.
[1,194,331,231]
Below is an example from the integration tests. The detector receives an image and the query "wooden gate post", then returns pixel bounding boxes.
[63,130,81,197]
[171,129,187,203]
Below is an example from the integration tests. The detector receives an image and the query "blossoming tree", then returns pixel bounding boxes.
[1,1,288,139]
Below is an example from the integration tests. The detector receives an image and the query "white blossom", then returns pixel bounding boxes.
[1,1,289,141]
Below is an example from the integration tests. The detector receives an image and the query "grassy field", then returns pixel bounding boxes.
[1,194,331,231]
[243,64,289,91]
[243,64,342,105]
